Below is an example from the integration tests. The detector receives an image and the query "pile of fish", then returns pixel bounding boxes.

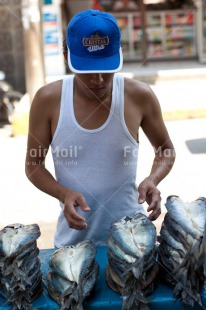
[106,213,159,310]
[0,223,42,309]
[158,195,206,307]
[46,240,100,310]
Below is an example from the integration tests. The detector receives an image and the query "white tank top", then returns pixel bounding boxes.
[51,73,146,247]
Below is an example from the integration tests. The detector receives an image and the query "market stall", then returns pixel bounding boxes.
[0,247,205,309]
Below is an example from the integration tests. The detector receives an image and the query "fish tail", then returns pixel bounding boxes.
[60,283,83,310]
[173,258,203,307]
[122,277,149,310]
[123,258,144,280]
[7,289,33,310]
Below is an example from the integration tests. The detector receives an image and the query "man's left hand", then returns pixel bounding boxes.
[138,178,161,221]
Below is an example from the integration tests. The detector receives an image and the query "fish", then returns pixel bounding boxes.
[165,196,206,240]
[163,213,193,250]
[0,223,40,258]
[160,222,187,255]
[106,213,158,310]
[106,262,125,292]
[47,270,75,306]
[158,195,206,307]
[108,213,156,260]
[0,223,42,310]
[47,240,99,310]
[49,240,97,283]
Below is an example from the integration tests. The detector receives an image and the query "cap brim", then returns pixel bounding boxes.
[67,47,123,73]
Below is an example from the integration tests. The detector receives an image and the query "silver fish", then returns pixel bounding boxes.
[0,223,40,258]
[106,262,125,291]
[0,223,42,310]
[47,270,75,305]
[163,213,193,250]
[158,196,206,308]
[160,223,187,255]
[108,213,156,262]
[47,240,99,310]
[165,196,206,239]
[107,213,157,310]
[49,240,97,284]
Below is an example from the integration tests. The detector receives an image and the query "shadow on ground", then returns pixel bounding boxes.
[185,138,206,154]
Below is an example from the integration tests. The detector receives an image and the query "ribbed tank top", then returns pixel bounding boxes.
[51,73,146,247]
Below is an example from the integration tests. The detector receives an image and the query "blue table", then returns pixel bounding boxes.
[0,247,205,309]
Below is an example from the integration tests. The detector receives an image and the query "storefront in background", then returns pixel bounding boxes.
[42,0,206,74]
[92,0,206,62]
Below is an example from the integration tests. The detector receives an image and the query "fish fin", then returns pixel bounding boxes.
[173,282,183,301]
[8,292,32,310]
[172,239,204,307]
[138,302,151,310]
[173,271,203,307]
[122,293,136,310]
[2,260,13,276]
[181,290,202,308]
[134,290,148,304]
[60,283,83,310]
[122,290,148,310]
[123,258,144,280]
[122,278,148,310]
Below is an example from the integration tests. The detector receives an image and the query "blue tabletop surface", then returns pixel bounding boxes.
[0,247,205,309]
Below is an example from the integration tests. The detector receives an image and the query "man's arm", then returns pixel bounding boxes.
[25,84,90,230]
[138,84,175,220]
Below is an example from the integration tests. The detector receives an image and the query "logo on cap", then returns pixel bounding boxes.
[83,32,109,53]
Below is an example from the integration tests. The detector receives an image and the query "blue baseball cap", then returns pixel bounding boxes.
[66,9,123,73]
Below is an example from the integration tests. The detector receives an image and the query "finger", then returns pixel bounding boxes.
[138,191,146,204]
[148,204,161,221]
[64,205,86,223]
[138,198,145,204]
[67,218,88,230]
[148,211,160,221]
[138,183,147,204]
[147,202,158,212]
[147,192,161,211]
[75,194,90,212]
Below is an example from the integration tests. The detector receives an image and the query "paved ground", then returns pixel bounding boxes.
[122,60,206,119]
[0,117,206,249]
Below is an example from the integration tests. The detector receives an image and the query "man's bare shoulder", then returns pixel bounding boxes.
[30,80,62,117]
[124,76,153,99]
[123,76,162,121]
[34,79,63,103]
[29,79,63,123]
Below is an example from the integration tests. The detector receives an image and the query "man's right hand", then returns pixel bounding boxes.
[63,189,90,230]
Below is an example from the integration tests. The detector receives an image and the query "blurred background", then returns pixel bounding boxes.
[0,0,206,249]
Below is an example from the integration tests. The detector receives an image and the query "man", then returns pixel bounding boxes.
[25,9,175,247]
